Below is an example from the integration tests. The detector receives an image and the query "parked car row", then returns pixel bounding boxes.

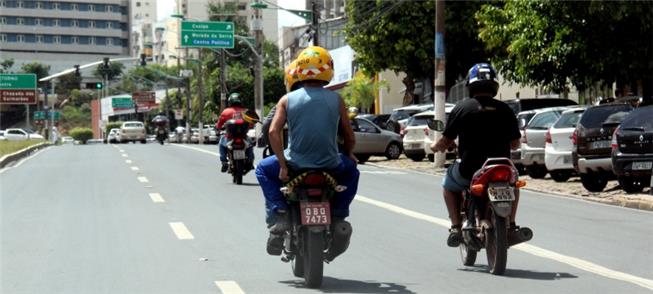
[515,100,651,194]
[0,128,45,141]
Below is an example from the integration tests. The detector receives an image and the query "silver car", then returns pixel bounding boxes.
[352,117,403,164]
[521,107,570,178]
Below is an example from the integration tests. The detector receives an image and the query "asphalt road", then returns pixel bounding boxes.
[2,143,652,294]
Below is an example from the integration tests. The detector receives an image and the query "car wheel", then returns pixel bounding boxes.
[141,139,147,144]
[428,154,435,162]
[526,164,547,179]
[356,154,370,164]
[580,172,608,192]
[407,154,425,162]
[385,142,402,160]
[618,176,645,193]
[549,170,571,182]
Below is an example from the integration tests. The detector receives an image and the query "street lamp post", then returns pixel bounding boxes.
[250,2,265,147]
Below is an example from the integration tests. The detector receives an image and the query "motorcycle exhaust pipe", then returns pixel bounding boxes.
[325,221,352,262]
[508,227,533,247]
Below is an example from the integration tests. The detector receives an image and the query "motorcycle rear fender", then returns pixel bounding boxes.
[491,201,513,218]
[307,226,327,233]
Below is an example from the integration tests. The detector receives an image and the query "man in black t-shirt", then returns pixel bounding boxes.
[431,63,522,247]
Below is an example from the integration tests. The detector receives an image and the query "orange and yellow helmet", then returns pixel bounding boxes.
[295,46,334,84]
[284,59,299,92]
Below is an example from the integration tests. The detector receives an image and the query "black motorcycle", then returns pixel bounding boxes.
[223,119,253,185]
[155,126,167,145]
[278,170,352,288]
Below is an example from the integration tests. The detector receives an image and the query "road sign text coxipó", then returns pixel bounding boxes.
[181,21,234,49]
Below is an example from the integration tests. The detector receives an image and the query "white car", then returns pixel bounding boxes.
[61,136,74,144]
[544,107,586,182]
[118,121,146,144]
[107,128,120,143]
[3,128,44,141]
[402,107,454,162]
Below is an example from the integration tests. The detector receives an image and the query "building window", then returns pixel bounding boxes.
[17,34,24,42]
[36,35,43,43]
[89,20,95,28]
[96,20,107,29]
[145,13,149,18]
[238,3,246,10]
[95,4,106,12]
[96,37,106,45]
[79,3,89,11]
[36,1,42,8]
[136,2,140,7]
[23,0,36,8]
[107,38,113,45]
[52,19,59,26]
[41,18,52,26]
[42,1,52,9]
[113,37,121,46]
[52,2,59,9]
[72,3,77,10]
[61,35,72,44]
[78,20,89,28]
[53,36,60,43]
[5,1,17,8]
[24,17,35,25]
[0,34,6,42]
[7,34,17,42]
[78,36,89,44]
[25,34,36,43]
[60,19,71,27]
[16,17,24,25]
[6,16,16,25]
[60,2,71,10]
[0,17,5,25]
[71,20,78,27]
[34,18,41,25]
[43,35,53,43]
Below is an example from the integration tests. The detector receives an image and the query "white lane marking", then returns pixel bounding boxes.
[360,170,407,175]
[148,193,165,203]
[137,176,149,183]
[214,281,245,294]
[355,194,653,291]
[119,150,125,153]
[169,222,194,240]
[0,147,49,174]
[122,154,128,157]
[173,144,219,156]
[125,159,132,164]
[131,166,139,171]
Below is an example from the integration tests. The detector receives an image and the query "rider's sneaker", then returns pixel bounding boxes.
[447,226,463,247]
[266,233,283,256]
[221,161,228,173]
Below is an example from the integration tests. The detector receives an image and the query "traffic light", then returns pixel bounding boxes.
[102,57,110,70]
[140,54,147,66]
[95,82,104,89]
[74,65,80,77]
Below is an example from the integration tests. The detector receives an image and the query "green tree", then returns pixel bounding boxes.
[21,62,50,82]
[93,62,124,82]
[55,73,82,99]
[61,104,92,133]
[341,72,389,112]
[1,58,14,73]
[476,0,653,95]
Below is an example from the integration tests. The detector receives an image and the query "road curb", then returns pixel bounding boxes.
[0,142,51,169]
[365,161,653,212]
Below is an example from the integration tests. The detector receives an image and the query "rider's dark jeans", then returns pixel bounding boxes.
[218,136,254,163]
[255,154,360,225]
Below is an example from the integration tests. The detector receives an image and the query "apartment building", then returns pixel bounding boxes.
[0,0,131,74]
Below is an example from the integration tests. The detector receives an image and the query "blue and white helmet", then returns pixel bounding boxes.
[466,63,499,97]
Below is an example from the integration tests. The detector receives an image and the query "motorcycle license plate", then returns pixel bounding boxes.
[488,185,515,201]
[300,202,331,225]
[233,149,246,160]
[632,161,653,170]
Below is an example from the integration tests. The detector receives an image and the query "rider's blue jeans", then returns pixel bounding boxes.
[255,154,360,225]
[219,136,254,163]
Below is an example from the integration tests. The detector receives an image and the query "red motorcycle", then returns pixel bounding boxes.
[458,158,533,275]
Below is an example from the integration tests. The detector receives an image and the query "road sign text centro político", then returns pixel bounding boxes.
[181,21,234,49]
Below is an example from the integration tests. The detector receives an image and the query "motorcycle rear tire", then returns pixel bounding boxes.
[232,160,243,185]
[303,230,324,288]
[485,213,508,275]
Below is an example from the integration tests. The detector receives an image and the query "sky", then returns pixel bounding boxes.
[156,0,307,28]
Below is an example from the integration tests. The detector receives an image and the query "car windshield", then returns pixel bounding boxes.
[391,110,411,121]
[408,115,431,127]
[517,113,536,129]
[579,104,633,128]
[553,111,583,128]
[619,105,653,131]
[124,123,143,128]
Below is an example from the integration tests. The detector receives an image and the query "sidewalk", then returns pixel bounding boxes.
[364,155,653,211]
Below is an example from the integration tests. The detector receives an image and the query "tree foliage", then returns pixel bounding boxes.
[341,72,389,112]
[20,62,50,83]
[93,62,124,81]
[1,58,14,73]
[476,0,653,93]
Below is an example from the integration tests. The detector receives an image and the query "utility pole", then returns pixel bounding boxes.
[219,49,227,111]
[197,49,205,144]
[252,1,264,146]
[185,47,191,143]
[434,0,447,168]
[312,0,319,46]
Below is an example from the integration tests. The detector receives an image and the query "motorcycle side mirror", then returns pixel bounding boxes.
[427,119,445,132]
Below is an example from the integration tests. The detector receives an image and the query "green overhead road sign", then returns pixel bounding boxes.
[112,97,134,108]
[181,21,234,48]
[0,73,36,89]
[33,111,61,121]
[34,111,45,120]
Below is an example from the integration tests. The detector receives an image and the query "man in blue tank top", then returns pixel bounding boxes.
[255,46,359,255]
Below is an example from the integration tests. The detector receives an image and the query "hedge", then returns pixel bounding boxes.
[69,127,94,144]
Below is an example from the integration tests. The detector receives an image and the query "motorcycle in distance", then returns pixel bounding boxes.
[221,110,260,185]
[427,120,533,275]
[151,114,169,145]
[277,171,353,288]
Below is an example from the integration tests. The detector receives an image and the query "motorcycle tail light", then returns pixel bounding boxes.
[304,173,325,186]
[234,138,243,144]
[307,189,323,197]
[490,168,512,182]
[515,179,527,188]
[470,184,485,196]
